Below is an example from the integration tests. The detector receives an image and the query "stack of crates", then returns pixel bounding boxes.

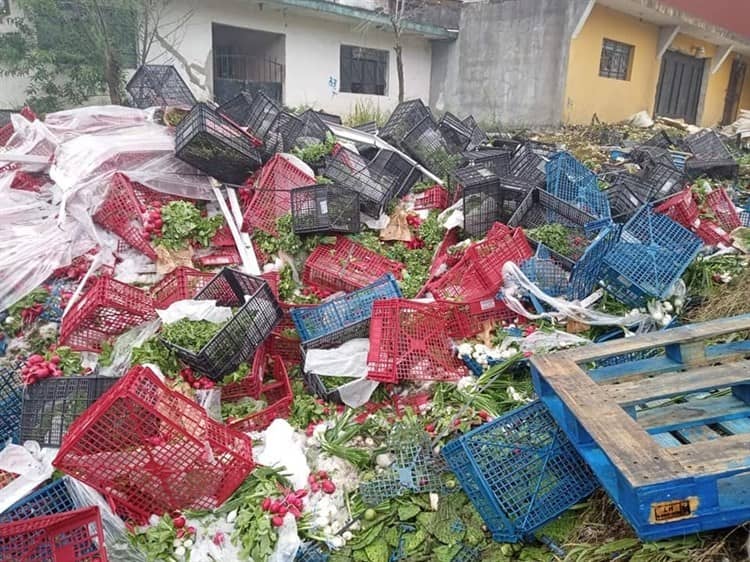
[126,64,196,109]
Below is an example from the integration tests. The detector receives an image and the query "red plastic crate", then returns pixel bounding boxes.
[93,173,158,260]
[445,297,518,339]
[150,267,214,309]
[414,186,449,211]
[417,229,461,299]
[705,188,741,232]
[367,299,468,383]
[0,123,13,147]
[654,188,699,228]
[60,276,156,352]
[0,506,108,562]
[242,155,315,235]
[303,237,404,294]
[693,219,733,246]
[267,333,303,367]
[223,349,293,433]
[428,226,532,302]
[0,469,19,490]
[193,247,242,267]
[10,171,47,192]
[53,366,255,525]
[210,225,236,247]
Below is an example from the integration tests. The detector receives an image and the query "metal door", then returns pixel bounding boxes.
[655,50,705,124]
[722,58,747,125]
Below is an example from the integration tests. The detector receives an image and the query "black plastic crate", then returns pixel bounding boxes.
[402,115,459,179]
[0,109,12,128]
[354,121,379,135]
[439,112,473,153]
[217,91,254,127]
[20,376,119,448]
[606,176,650,222]
[508,188,597,260]
[245,90,283,139]
[459,167,528,238]
[630,145,674,169]
[0,363,23,445]
[126,65,196,109]
[300,322,371,404]
[684,158,739,180]
[510,143,547,187]
[264,111,305,154]
[643,130,674,149]
[323,147,396,218]
[291,184,360,234]
[175,103,263,185]
[460,149,511,177]
[640,160,685,199]
[684,129,733,160]
[379,99,432,145]
[161,268,282,380]
[368,149,422,198]
[464,116,489,150]
[316,111,341,125]
[292,110,331,147]
[492,138,522,153]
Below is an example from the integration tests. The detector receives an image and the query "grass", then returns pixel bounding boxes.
[686,266,750,322]
[344,99,389,127]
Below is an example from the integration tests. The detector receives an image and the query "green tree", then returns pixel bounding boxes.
[0,0,137,113]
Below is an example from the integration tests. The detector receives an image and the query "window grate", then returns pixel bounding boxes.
[599,39,633,81]
[340,45,388,96]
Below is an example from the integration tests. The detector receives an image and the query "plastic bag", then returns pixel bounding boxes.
[64,477,147,562]
[304,339,370,379]
[98,319,162,378]
[0,442,56,514]
[269,515,302,562]
[157,299,234,323]
[256,420,310,491]
[196,388,222,421]
[44,105,152,139]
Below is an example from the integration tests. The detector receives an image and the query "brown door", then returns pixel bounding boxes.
[722,58,747,125]
[655,50,705,124]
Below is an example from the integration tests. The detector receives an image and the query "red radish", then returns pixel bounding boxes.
[176,529,186,539]
[187,526,196,534]
[277,506,288,517]
[271,516,284,527]
[172,516,186,528]
[28,355,44,364]
[49,355,61,364]
[310,482,320,493]
[289,506,301,519]
[295,489,308,499]
[317,470,328,480]
[321,480,336,494]
[269,501,281,514]
[212,532,225,546]
[261,497,272,511]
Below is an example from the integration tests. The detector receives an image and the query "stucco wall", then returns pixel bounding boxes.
[741,58,750,114]
[564,4,660,124]
[165,0,433,116]
[430,0,592,127]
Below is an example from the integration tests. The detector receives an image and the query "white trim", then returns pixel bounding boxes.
[711,44,734,74]
[657,25,680,60]
[572,0,596,40]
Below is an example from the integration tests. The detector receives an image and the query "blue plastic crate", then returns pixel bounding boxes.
[291,273,401,345]
[39,280,67,322]
[567,224,621,301]
[452,544,481,562]
[0,364,22,444]
[0,478,75,522]
[601,207,701,307]
[520,245,573,298]
[295,542,329,562]
[546,153,611,221]
[441,400,596,543]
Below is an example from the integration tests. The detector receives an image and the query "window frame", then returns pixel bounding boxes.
[599,38,634,81]
[339,44,389,96]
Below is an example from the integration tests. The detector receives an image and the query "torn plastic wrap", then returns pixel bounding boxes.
[44,105,153,140]
[0,442,56,515]
[3,114,59,172]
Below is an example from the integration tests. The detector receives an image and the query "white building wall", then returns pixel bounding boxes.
[152,0,432,117]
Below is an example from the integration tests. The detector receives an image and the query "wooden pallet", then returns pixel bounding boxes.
[530,314,750,540]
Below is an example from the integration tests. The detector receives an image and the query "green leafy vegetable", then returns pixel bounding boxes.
[155,201,224,250]
[131,337,181,377]
[161,319,227,352]
[292,132,335,164]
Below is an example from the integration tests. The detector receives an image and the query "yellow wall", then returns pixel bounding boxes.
[741,56,750,113]
[564,4,735,126]
[564,4,660,124]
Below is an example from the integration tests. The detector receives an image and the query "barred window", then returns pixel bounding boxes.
[340,45,388,95]
[599,39,634,80]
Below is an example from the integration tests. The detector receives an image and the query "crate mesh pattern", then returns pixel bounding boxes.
[567,224,621,300]
[0,478,76,523]
[217,91,254,126]
[459,167,528,238]
[510,143,547,187]
[21,376,120,448]
[460,150,512,177]
[379,99,432,145]
[303,237,404,295]
[126,64,196,109]
[60,275,156,352]
[601,207,702,306]
[150,266,214,310]
[546,153,610,220]
[291,273,401,345]
[291,184,360,235]
[368,149,422,199]
[402,116,459,180]
[520,245,574,298]
[0,363,23,444]
[0,506,108,562]
[323,147,397,218]
[367,299,468,383]
[439,112,473,154]
[175,102,262,185]
[442,400,596,543]
[53,366,255,524]
[161,268,282,380]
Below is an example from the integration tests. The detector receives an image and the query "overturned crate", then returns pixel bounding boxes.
[324,147,397,218]
[510,143,547,188]
[150,266,215,310]
[457,167,529,238]
[460,149,512,177]
[368,149,422,199]
[379,99,432,146]
[442,400,596,542]
[546,153,610,222]
[439,112,473,153]
[53,366,256,524]
[20,376,120,448]
[0,478,76,523]
[402,116,459,180]
[531,315,750,540]
[160,268,282,380]
[291,184,360,235]
[175,102,262,185]
[126,64,196,109]
[217,91,254,126]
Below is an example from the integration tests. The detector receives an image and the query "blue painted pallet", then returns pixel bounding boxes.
[531,314,750,541]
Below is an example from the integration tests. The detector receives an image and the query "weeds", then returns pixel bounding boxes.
[344,99,389,127]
